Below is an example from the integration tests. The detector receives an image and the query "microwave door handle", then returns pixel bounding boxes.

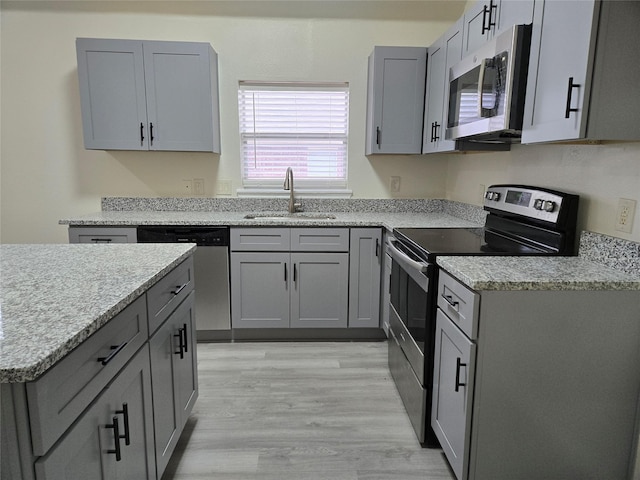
[477,58,487,118]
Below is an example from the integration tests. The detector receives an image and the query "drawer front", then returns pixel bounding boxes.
[68,227,137,244]
[388,327,427,443]
[291,228,349,252]
[230,228,291,251]
[437,270,480,340]
[26,294,148,456]
[147,256,195,334]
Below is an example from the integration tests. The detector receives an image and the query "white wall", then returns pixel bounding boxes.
[0,1,461,244]
[2,2,639,246]
[446,142,640,242]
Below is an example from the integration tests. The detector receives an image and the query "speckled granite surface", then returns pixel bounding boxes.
[436,256,640,291]
[91,197,488,226]
[0,243,196,383]
[578,231,640,276]
[59,209,482,230]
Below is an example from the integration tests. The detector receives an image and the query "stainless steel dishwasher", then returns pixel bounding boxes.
[137,226,230,341]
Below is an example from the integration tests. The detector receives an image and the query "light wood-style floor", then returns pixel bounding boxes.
[162,341,455,480]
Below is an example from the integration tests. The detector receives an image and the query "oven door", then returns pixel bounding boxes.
[387,238,432,385]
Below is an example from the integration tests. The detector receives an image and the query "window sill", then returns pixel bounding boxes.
[236,188,353,199]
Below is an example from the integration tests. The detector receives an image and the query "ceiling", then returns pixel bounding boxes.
[2,0,468,21]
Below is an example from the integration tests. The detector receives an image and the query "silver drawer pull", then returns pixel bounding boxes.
[442,294,459,309]
[171,282,188,295]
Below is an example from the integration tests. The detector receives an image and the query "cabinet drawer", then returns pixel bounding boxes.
[147,256,195,334]
[291,228,349,252]
[68,226,137,244]
[26,295,148,456]
[437,270,480,340]
[231,228,291,251]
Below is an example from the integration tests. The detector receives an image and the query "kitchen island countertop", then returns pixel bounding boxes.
[0,243,196,383]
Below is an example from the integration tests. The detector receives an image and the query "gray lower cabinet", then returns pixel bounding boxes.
[290,252,349,328]
[1,257,197,480]
[149,290,198,477]
[76,38,220,153]
[230,251,349,329]
[230,228,351,329]
[230,252,290,328]
[433,270,640,480]
[348,228,382,328]
[68,226,137,244]
[34,345,156,480]
[431,309,476,480]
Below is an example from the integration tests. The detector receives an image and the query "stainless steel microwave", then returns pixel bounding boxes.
[446,24,532,142]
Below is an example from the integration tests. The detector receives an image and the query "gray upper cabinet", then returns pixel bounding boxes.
[76,38,220,153]
[422,20,463,154]
[365,46,427,154]
[462,0,535,56]
[522,0,640,144]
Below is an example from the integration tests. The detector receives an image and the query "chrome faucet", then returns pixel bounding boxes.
[283,167,301,214]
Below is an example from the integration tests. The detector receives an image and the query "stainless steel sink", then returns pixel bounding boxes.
[244,213,337,220]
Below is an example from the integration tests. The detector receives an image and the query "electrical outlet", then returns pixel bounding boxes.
[181,179,193,195]
[390,176,401,193]
[216,180,232,196]
[479,184,486,203]
[193,178,205,196]
[615,198,636,233]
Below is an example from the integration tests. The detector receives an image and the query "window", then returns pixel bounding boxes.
[238,82,349,193]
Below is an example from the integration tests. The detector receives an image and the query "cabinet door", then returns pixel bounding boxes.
[143,41,218,152]
[76,39,148,150]
[149,291,197,478]
[463,0,535,56]
[521,0,598,144]
[423,20,463,154]
[35,346,155,480]
[422,38,446,154]
[463,1,494,55]
[365,46,427,154]
[495,0,535,34]
[348,228,382,328]
[290,253,349,328]
[230,252,290,328]
[431,310,476,480]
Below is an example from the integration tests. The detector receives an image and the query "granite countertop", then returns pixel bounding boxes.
[437,256,640,291]
[0,243,196,383]
[58,210,482,230]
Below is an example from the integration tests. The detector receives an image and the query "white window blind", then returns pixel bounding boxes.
[238,82,349,190]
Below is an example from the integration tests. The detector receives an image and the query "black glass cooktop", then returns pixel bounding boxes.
[393,228,489,260]
[393,226,553,262]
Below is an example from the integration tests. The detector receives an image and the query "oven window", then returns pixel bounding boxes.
[390,259,428,354]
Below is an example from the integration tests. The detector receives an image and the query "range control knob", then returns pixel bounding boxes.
[534,199,544,210]
[543,200,556,212]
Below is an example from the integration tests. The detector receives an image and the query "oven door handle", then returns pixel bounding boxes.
[387,239,429,292]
